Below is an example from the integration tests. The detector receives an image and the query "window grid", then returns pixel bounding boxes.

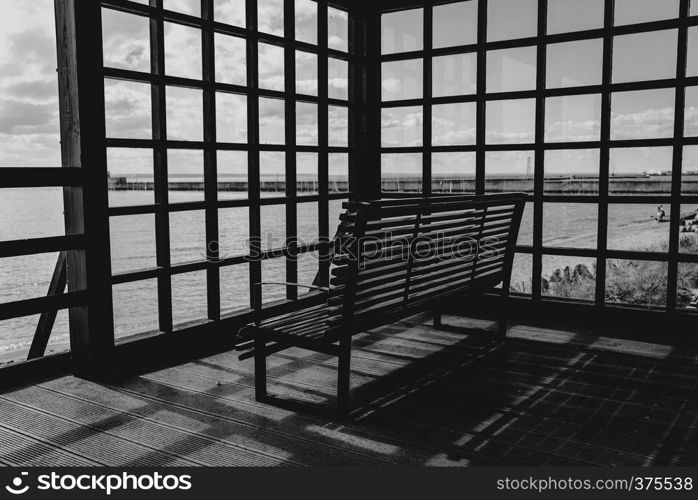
[379,0,698,314]
[102,0,353,333]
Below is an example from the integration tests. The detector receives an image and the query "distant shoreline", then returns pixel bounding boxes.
[107,174,698,194]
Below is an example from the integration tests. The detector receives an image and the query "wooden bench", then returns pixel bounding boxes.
[238,193,526,416]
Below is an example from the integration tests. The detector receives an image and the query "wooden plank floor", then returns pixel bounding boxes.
[1,313,697,466]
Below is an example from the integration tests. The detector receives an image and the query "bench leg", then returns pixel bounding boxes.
[433,309,443,329]
[254,330,267,401]
[498,317,508,339]
[337,336,352,418]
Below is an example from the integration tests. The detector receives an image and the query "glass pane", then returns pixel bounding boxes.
[487,46,537,93]
[258,0,284,36]
[510,254,533,295]
[295,0,317,44]
[432,102,476,146]
[433,53,477,97]
[547,0,604,34]
[677,263,698,310]
[328,106,349,147]
[542,255,596,301]
[486,151,535,193]
[261,258,287,303]
[486,98,536,144]
[164,22,201,80]
[215,34,247,86]
[170,210,206,263]
[297,102,318,146]
[432,152,477,193]
[546,39,603,88]
[297,202,319,243]
[259,42,285,92]
[113,280,159,339]
[260,152,285,192]
[545,94,601,142]
[259,97,285,145]
[261,205,286,249]
[693,2,698,16]
[611,88,675,140]
[382,106,423,147]
[329,198,346,231]
[329,153,349,193]
[298,152,318,194]
[382,59,422,101]
[613,30,677,83]
[519,202,534,246]
[381,8,423,55]
[543,203,598,249]
[608,204,670,251]
[104,79,152,139]
[172,271,208,326]
[164,0,200,16]
[684,146,698,195]
[328,7,349,52]
[219,207,249,258]
[110,215,156,274]
[328,58,348,100]
[167,87,203,141]
[544,150,600,195]
[614,0,679,26]
[221,264,250,313]
[679,204,698,253]
[606,260,667,308]
[298,251,320,286]
[689,28,698,77]
[102,9,150,72]
[215,0,246,27]
[381,153,422,193]
[609,147,673,196]
[686,86,698,137]
[487,0,537,42]
[218,151,248,200]
[433,1,478,48]
[169,149,204,202]
[296,51,318,96]
[108,149,154,207]
[216,92,247,143]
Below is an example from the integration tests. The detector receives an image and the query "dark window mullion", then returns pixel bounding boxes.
[532,0,548,301]
[595,0,615,309]
[475,0,487,196]
[150,0,173,333]
[247,0,262,308]
[284,0,298,299]
[318,0,330,287]
[423,4,433,195]
[202,0,221,320]
[667,0,690,313]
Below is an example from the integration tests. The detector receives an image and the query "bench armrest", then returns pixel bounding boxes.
[253,282,329,326]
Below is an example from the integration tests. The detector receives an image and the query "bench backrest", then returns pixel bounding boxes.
[326,193,526,335]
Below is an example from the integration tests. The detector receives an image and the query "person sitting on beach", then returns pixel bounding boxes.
[656,205,666,223]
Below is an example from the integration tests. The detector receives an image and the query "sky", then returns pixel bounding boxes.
[0,0,696,176]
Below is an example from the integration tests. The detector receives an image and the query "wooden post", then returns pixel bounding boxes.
[28,252,68,360]
[54,0,115,377]
[337,335,352,417]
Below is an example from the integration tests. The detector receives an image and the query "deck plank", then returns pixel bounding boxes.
[0,313,696,467]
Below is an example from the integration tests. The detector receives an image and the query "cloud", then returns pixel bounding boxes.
[0,99,58,135]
